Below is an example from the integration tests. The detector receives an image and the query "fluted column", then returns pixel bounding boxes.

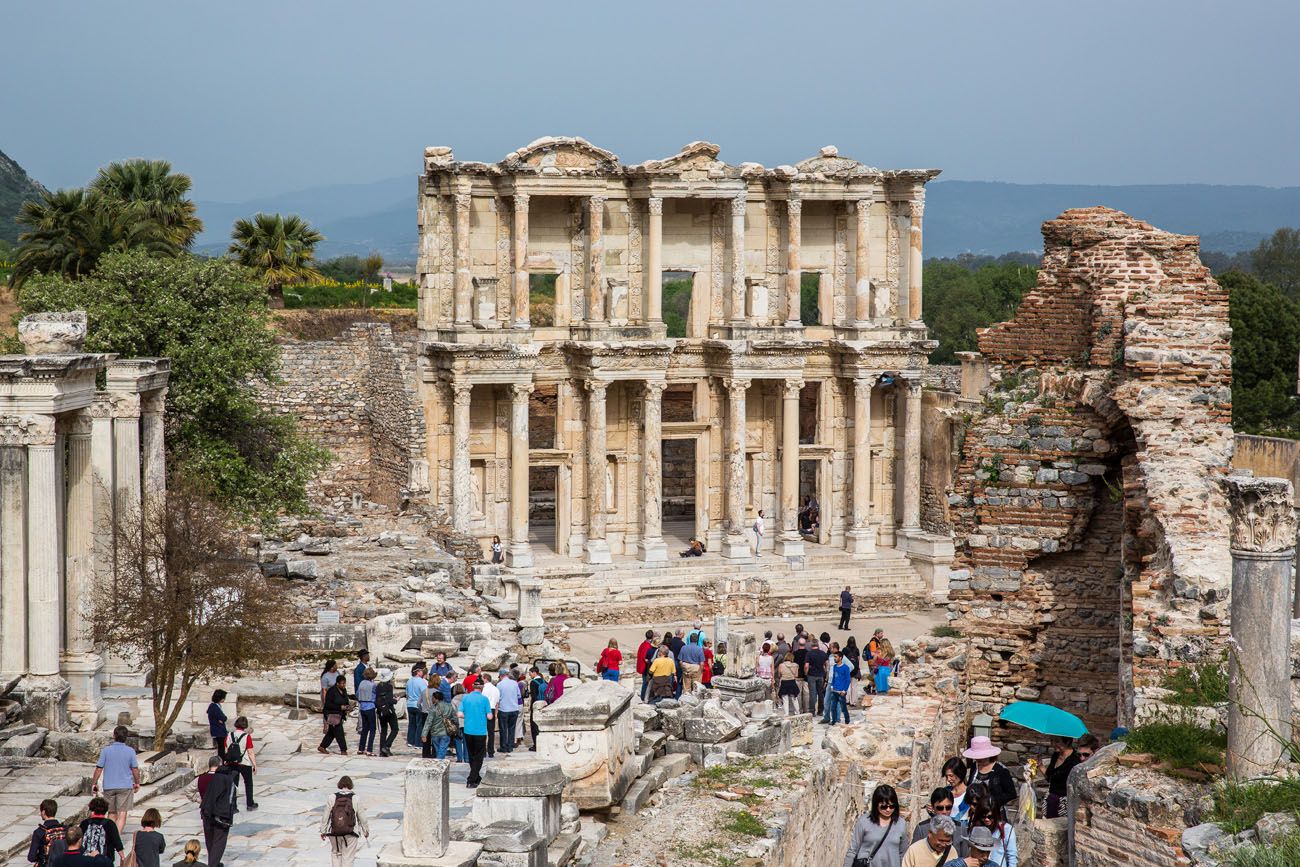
[777,378,805,558]
[450,381,473,533]
[785,198,802,326]
[638,381,668,563]
[901,377,922,531]
[584,380,611,564]
[112,395,142,526]
[141,389,167,516]
[730,195,747,325]
[846,379,877,555]
[512,193,531,329]
[506,383,534,569]
[587,196,606,324]
[63,412,101,715]
[645,197,663,326]
[854,199,872,326]
[908,200,924,322]
[453,187,472,324]
[27,420,61,678]
[722,377,752,560]
[89,400,115,602]
[1224,476,1295,779]
[0,442,27,680]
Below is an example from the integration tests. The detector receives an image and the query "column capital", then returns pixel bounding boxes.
[643,380,669,399]
[722,376,751,394]
[453,191,472,210]
[450,380,474,406]
[588,195,607,209]
[787,197,802,216]
[731,195,748,217]
[854,378,875,401]
[59,410,94,438]
[584,379,609,399]
[510,382,535,400]
[903,376,923,396]
[856,198,872,215]
[1225,475,1297,554]
[142,388,168,416]
[783,378,805,399]
[0,414,56,447]
[647,196,663,216]
[514,191,530,210]
[909,199,925,220]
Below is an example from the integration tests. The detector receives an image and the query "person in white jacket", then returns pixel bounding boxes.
[320,776,370,867]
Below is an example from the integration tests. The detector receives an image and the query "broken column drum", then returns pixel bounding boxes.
[533,679,635,809]
[471,757,566,844]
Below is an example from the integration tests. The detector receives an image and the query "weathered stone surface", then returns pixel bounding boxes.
[683,714,741,744]
[472,758,565,844]
[534,680,635,809]
[18,311,88,354]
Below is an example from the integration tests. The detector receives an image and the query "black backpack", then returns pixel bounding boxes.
[40,823,66,865]
[225,732,247,764]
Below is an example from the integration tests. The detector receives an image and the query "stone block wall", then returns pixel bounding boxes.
[948,208,1233,741]
[256,323,425,508]
[767,754,863,867]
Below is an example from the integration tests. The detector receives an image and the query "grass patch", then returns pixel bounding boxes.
[692,757,767,789]
[1225,832,1300,867]
[1162,662,1230,707]
[931,625,962,638]
[1123,710,1225,771]
[1212,776,1300,834]
[721,809,767,838]
[673,840,736,866]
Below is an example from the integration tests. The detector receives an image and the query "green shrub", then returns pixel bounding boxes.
[721,809,767,838]
[931,625,962,638]
[1162,662,1230,707]
[1225,832,1300,867]
[1213,776,1300,834]
[1123,710,1225,771]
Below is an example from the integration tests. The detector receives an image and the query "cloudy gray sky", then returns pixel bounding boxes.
[5,0,1297,201]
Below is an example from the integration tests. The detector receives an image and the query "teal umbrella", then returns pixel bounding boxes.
[999,701,1088,738]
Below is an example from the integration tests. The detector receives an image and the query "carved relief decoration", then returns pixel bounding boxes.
[1224,476,1297,554]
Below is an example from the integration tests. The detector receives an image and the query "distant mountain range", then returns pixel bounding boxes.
[0,149,48,245]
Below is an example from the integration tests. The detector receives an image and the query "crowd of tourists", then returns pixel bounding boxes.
[843,732,1101,867]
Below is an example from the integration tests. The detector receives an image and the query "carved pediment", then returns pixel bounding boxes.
[501,137,620,173]
[793,145,878,178]
[630,141,737,178]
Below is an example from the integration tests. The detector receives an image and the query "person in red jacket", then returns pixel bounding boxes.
[701,638,716,688]
[635,630,656,701]
[597,639,623,682]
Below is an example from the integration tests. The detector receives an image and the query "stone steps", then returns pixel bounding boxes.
[620,752,692,815]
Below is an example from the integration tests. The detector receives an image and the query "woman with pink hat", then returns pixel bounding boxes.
[961,736,1017,812]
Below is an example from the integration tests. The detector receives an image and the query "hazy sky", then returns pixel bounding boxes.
[5,0,1298,202]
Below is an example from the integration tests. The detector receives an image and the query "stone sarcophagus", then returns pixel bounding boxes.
[534,679,636,808]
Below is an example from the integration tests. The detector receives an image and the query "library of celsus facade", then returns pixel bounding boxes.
[416,137,942,582]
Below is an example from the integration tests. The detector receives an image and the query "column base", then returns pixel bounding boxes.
[510,320,531,330]
[584,539,612,565]
[721,533,754,561]
[504,542,534,570]
[845,526,877,556]
[783,320,803,329]
[61,652,104,717]
[377,841,483,867]
[776,532,805,559]
[637,538,668,563]
[18,674,69,730]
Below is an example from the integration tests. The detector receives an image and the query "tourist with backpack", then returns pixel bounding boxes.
[356,667,378,756]
[460,680,493,789]
[78,798,124,866]
[420,690,457,758]
[48,825,109,867]
[222,717,258,810]
[319,776,369,867]
[26,799,65,866]
[198,756,240,867]
[374,669,399,757]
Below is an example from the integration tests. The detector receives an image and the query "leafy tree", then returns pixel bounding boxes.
[663,278,692,338]
[800,272,820,325]
[94,477,293,749]
[363,252,384,282]
[1252,228,1300,297]
[17,250,329,520]
[1225,270,1300,435]
[89,158,203,249]
[229,213,324,308]
[923,260,1039,363]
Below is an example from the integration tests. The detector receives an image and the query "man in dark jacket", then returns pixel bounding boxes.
[838,586,853,629]
[27,798,65,866]
[199,760,241,867]
[49,825,109,867]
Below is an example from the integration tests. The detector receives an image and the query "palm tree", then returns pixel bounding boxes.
[228,213,324,308]
[90,159,203,249]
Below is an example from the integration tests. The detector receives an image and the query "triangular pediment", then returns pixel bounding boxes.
[501,137,620,173]
[793,145,878,178]
[630,141,734,176]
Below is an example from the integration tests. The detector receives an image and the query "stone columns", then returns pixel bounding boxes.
[452,188,473,324]
[26,420,61,678]
[777,378,805,558]
[512,193,530,329]
[908,200,924,322]
[901,377,922,531]
[506,383,534,569]
[450,381,473,533]
[846,378,877,555]
[584,380,611,564]
[63,415,97,647]
[0,444,27,680]
[785,199,802,326]
[89,401,115,598]
[112,395,142,524]
[854,199,872,326]
[722,377,752,560]
[1224,476,1295,780]
[587,196,606,324]
[638,381,668,563]
[140,389,167,516]
[730,195,747,325]
[645,197,663,326]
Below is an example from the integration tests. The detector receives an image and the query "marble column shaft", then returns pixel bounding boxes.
[855,199,872,324]
[506,383,533,569]
[852,379,874,530]
[638,382,667,562]
[450,382,473,532]
[113,404,142,526]
[724,378,750,546]
[730,196,747,325]
[512,193,531,329]
[584,381,610,563]
[453,190,472,324]
[89,410,115,598]
[587,196,606,323]
[901,378,922,530]
[0,445,27,677]
[785,199,802,326]
[64,416,95,655]
[141,389,167,516]
[779,379,803,540]
[27,431,62,677]
[908,200,924,322]
[645,197,663,325]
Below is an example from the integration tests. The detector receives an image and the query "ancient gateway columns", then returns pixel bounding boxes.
[777,378,804,558]
[645,197,663,327]
[901,376,923,532]
[1224,475,1295,779]
[722,377,751,560]
[584,379,611,564]
[855,199,872,325]
[512,193,531,329]
[846,378,876,555]
[587,196,606,324]
[908,199,924,322]
[506,383,534,569]
[637,381,668,563]
[785,198,802,327]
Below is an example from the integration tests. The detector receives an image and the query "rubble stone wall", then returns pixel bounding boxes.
[767,755,862,867]
[257,323,425,508]
[948,208,1233,745]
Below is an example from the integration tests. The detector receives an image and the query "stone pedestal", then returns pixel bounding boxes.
[378,759,484,867]
[534,679,635,809]
[471,757,566,844]
[900,532,956,604]
[20,675,69,729]
[728,630,757,678]
[711,676,771,704]
[1224,476,1295,779]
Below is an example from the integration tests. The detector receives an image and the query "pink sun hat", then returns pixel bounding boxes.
[962,736,1002,760]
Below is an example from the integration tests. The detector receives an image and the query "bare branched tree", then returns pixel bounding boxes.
[93,477,293,749]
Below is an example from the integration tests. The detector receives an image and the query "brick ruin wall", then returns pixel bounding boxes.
[255,322,425,509]
[947,208,1233,750]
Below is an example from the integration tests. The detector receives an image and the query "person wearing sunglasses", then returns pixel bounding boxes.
[912,788,966,851]
[1043,735,1082,819]
[902,814,957,867]
[844,784,909,867]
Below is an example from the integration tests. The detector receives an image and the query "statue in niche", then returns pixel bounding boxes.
[470,464,485,518]
[606,458,617,513]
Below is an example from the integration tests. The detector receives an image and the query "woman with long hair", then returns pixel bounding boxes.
[969,796,1017,867]
[843,783,909,867]
[943,756,972,822]
[172,839,206,866]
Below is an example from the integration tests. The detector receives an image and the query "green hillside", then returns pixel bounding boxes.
[0,149,47,245]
